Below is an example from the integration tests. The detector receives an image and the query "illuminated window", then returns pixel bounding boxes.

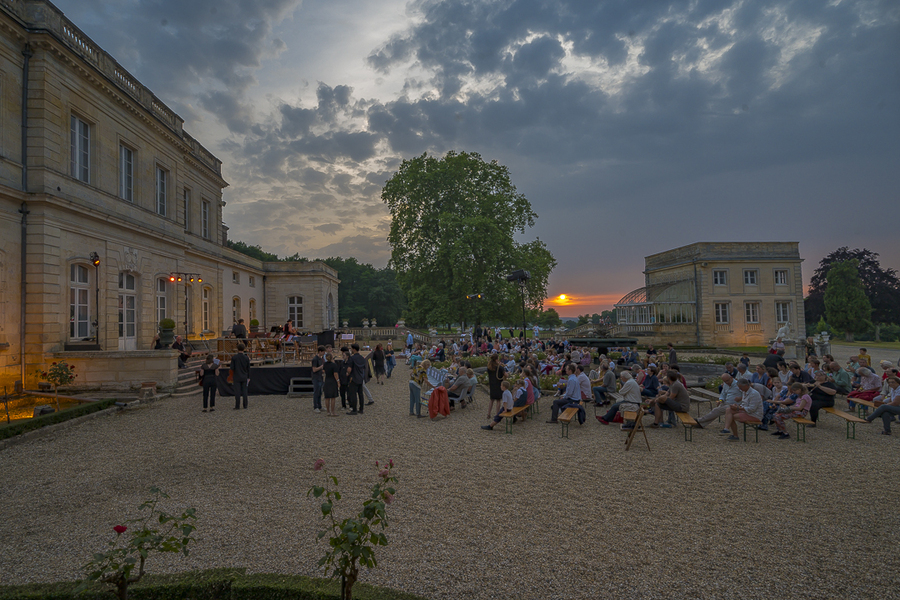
[70,264,90,338]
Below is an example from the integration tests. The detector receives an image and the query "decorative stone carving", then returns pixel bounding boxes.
[123,246,139,272]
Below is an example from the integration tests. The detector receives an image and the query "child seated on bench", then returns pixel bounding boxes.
[771,383,812,440]
[481,380,525,431]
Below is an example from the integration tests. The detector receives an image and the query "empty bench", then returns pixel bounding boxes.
[823,407,867,439]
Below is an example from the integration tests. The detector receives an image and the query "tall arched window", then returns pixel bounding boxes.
[288,296,303,328]
[156,278,168,322]
[232,297,241,324]
[202,287,211,332]
[70,264,91,339]
[249,298,257,323]
[118,272,138,350]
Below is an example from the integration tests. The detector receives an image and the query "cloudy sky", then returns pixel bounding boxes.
[56,0,900,315]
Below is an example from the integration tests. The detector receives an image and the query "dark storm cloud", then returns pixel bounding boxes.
[54,0,299,120]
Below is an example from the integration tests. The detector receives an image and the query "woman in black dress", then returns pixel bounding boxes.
[486,353,507,419]
[198,354,219,412]
[372,343,386,385]
[323,353,340,416]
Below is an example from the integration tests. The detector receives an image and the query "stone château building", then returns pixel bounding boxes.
[614,242,805,347]
[0,0,338,391]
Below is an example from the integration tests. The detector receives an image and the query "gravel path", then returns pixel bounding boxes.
[1,363,898,599]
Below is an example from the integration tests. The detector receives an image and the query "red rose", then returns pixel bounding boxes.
[313,459,325,471]
[70,365,75,369]
[113,525,127,534]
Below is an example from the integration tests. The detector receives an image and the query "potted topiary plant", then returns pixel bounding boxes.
[249,318,261,333]
[158,318,176,347]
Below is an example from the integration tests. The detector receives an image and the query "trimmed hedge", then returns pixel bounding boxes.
[0,398,119,441]
[0,569,429,600]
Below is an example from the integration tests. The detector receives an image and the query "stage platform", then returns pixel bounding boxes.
[214,352,373,396]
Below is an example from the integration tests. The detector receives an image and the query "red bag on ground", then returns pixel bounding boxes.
[613,413,624,424]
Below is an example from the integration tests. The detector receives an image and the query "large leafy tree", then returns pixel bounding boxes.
[806,247,900,338]
[824,259,872,342]
[382,151,556,328]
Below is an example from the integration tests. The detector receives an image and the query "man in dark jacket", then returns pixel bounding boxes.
[232,343,251,409]
[232,318,247,339]
[346,343,368,415]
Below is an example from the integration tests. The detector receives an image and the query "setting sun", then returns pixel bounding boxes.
[559,294,567,300]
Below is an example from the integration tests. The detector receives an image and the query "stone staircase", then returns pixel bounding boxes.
[170,356,208,398]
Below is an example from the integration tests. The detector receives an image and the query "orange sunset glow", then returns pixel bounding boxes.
[544,292,625,313]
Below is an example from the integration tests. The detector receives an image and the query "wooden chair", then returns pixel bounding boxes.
[624,407,650,451]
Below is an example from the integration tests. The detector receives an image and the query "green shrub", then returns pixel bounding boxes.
[158,318,176,330]
[0,570,427,600]
[0,398,118,441]
[705,376,723,391]
[607,352,621,360]
[249,319,260,327]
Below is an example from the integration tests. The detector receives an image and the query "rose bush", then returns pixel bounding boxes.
[308,459,398,600]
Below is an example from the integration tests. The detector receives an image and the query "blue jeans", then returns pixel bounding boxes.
[592,386,610,404]
[313,379,323,409]
[234,380,248,409]
[867,404,900,433]
[386,355,396,378]
[409,381,421,416]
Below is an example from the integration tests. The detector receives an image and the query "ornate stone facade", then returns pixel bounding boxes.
[0,0,338,390]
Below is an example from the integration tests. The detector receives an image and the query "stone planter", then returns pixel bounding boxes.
[159,327,175,347]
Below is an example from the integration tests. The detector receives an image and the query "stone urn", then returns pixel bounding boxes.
[397,319,405,327]
[371,319,377,328]
[158,318,176,347]
[342,320,349,329]
[362,319,370,328]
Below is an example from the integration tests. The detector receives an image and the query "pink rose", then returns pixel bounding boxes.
[383,492,393,504]
[313,459,325,471]
[388,459,394,468]
[379,469,389,478]
[375,461,379,467]
[113,525,127,534]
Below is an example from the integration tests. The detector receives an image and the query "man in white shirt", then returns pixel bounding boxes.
[723,378,764,440]
[695,373,742,429]
[576,365,591,401]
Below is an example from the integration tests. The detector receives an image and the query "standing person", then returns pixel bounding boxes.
[406,331,414,354]
[198,354,218,412]
[373,344,386,385]
[346,343,368,415]
[385,341,396,379]
[323,353,340,417]
[667,343,678,367]
[232,318,247,339]
[311,345,325,413]
[338,346,351,410]
[486,353,507,420]
[231,343,250,410]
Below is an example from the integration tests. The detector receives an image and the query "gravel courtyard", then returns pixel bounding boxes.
[1,362,898,600]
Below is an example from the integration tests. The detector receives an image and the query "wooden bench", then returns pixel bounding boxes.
[791,416,815,442]
[847,397,877,418]
[823,407,867,439]
[689,394,716,418]
[499,405,529,434]
[675,412,698,441]
[558,407,579,438]
[735,413,763,442]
